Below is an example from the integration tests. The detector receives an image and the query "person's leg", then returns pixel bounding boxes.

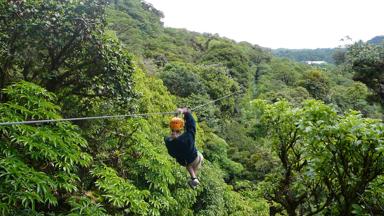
[192,152,203,176]
[187,155,202,188]
[186,164,199,188]
[186,164,197,179]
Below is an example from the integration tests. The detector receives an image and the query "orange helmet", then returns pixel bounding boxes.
[170,117,184,131]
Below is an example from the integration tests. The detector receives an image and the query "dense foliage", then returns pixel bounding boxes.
[1,0,383,215]
[248,100,384,215]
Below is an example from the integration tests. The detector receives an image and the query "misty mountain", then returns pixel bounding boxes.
[367,35,384,45]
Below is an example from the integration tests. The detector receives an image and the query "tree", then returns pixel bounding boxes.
[332,48,347,65]
[299,70,331,101]
[251,100,331,216]
[250,99,384,215]
[0,0,135,106]
[346,42,384,104]
[330,82,372,114]
[0,82,93,215]
[200,41,252,87]
[203,132,244,182]
[196,65,240,115]
[304,109,384,215]
[160,63,207,97]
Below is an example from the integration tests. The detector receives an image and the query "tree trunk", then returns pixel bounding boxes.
[341,202,352,216]
[0,65,9,102]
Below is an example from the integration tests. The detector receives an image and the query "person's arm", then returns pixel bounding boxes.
[178,108,196,136]
[164,137,177,158]
[167,148,177,158]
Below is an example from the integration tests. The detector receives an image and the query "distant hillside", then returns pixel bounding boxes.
[272,36,384,64]
[272,48,336,64]
[367,35,384,45]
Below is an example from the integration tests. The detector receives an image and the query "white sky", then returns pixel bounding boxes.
[145,0,384,49]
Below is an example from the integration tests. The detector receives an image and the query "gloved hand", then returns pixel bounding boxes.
[176,108,190,114]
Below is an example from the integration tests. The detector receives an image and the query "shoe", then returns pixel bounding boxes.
[188,178,200,189]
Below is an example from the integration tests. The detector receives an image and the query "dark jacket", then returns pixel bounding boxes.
[165,112,197,166]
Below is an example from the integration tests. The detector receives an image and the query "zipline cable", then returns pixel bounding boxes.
[0,112,178,126]
[0,88,245,126]
[190,88,244,111]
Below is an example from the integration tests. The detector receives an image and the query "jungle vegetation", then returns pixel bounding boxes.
[1,0,384,215]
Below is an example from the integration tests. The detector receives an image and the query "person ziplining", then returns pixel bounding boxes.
[0,89,244,189]
[164,108,203,189]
